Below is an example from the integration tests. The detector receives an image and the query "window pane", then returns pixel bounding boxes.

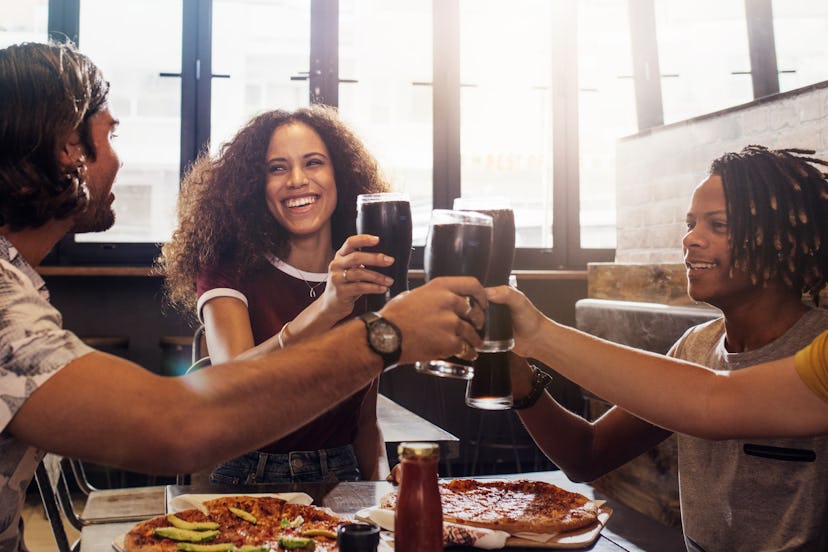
[773,0,828,92]
[655,0,753,124]
[0,0,48,46]
[459,0,553,249]
[77,0,182,243]
[338,0,433,244]
[578,0,636,249]
[211,0,310,152]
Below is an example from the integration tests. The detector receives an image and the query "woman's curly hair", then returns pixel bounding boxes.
[161,105,390,313]
[0,41,109,230]
[710,145,828,305]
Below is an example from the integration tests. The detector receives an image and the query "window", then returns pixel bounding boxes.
[654,0,753,124]
[1,0,47,46]
[77,0,182,245]
[338,0,433,244]
[459,0,555,250]
[211,0,310,151]
[772,0,828,92]
[577,0,636,249]
[36,0,820,269]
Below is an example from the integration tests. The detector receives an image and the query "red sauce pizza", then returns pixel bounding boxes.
[381,479,599,535]
[123,496,346,552]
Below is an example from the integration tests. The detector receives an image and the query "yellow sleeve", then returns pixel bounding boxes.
[794,329,828,404]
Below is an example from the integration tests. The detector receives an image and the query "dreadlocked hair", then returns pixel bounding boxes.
[709,145,828,305]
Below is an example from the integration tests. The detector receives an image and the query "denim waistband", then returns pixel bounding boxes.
[211,444,360,484]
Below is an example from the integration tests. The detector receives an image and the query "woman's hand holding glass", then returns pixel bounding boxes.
[356,193,413,311]
[321,234,396,319]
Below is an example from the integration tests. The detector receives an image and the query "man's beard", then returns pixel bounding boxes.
[72,203,116,234]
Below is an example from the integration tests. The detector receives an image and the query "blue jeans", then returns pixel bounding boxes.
[209,444,360,485]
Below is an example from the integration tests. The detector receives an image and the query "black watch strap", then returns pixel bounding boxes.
[512,365,553,410]
[359,311,402,368]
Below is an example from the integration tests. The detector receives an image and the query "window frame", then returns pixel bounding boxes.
[43,0,780,270]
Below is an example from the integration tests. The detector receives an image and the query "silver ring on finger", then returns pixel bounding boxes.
[342,268,349,282]
[463,296,474,318]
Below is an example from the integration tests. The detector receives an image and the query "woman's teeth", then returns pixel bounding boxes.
[285,195,317,208]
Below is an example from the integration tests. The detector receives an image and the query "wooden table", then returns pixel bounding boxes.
[377,394,460,459]
[80,470,684,551]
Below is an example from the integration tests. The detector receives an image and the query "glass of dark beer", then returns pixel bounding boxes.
[453,197,515,353]
[356,192,413,312]
[465,351,513,410]
[415,209,493,380]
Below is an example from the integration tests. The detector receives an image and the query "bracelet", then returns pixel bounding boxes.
[512,365,553,410]
[277,322,291,349]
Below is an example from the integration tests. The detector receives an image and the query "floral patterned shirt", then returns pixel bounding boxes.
[0,236,93,551]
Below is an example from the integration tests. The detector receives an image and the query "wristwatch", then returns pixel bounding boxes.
[359,311,402,368]
[512,365,553,410]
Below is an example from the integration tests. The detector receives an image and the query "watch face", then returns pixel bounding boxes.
[370,321,400,354]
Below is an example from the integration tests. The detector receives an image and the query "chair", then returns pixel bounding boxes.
[188,324,211,373]
[35,453,166,551]
[64,457,100,495]
[465,409,549,476]
[176,325,211,485]
[35,457,79,552]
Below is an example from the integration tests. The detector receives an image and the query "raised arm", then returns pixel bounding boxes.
[506,353,671,482]
[204,234,396,363]
[9,277,486,476]
[487,285,828,439]
[282,234,397,343]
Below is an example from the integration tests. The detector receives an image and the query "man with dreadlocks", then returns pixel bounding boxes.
[485,145,828,552]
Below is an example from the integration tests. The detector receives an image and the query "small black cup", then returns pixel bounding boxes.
[337,522,381,551]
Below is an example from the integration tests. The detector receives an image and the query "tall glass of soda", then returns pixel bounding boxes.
[453,197,515,352]
[465,351,513,410]
[356,192,413,312]
[415,209,493,380]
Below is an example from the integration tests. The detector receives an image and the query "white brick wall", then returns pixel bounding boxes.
[614,81,828,263]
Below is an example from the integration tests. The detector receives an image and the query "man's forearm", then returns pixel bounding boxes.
[13,318,383,474]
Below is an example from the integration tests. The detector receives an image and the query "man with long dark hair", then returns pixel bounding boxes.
[0,41,485,550]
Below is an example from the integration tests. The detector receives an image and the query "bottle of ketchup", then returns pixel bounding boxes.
[394,442,443,552]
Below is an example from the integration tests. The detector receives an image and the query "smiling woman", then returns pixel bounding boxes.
[158,105,399,485]
[263,121,338,242]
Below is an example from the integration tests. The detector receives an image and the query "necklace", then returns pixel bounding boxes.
[265,253,327,298]
[296,269,326,298]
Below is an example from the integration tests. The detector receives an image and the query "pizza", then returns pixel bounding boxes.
[381,479,599,535]
[123,496,347,551]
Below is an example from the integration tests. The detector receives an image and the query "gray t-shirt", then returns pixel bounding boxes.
[669,308,828,552]
[0,237,93,551]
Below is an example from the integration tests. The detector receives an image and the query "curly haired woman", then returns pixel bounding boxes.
[162,105,399,483]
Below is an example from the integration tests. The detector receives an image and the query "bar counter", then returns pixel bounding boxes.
[80,470,684,551]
